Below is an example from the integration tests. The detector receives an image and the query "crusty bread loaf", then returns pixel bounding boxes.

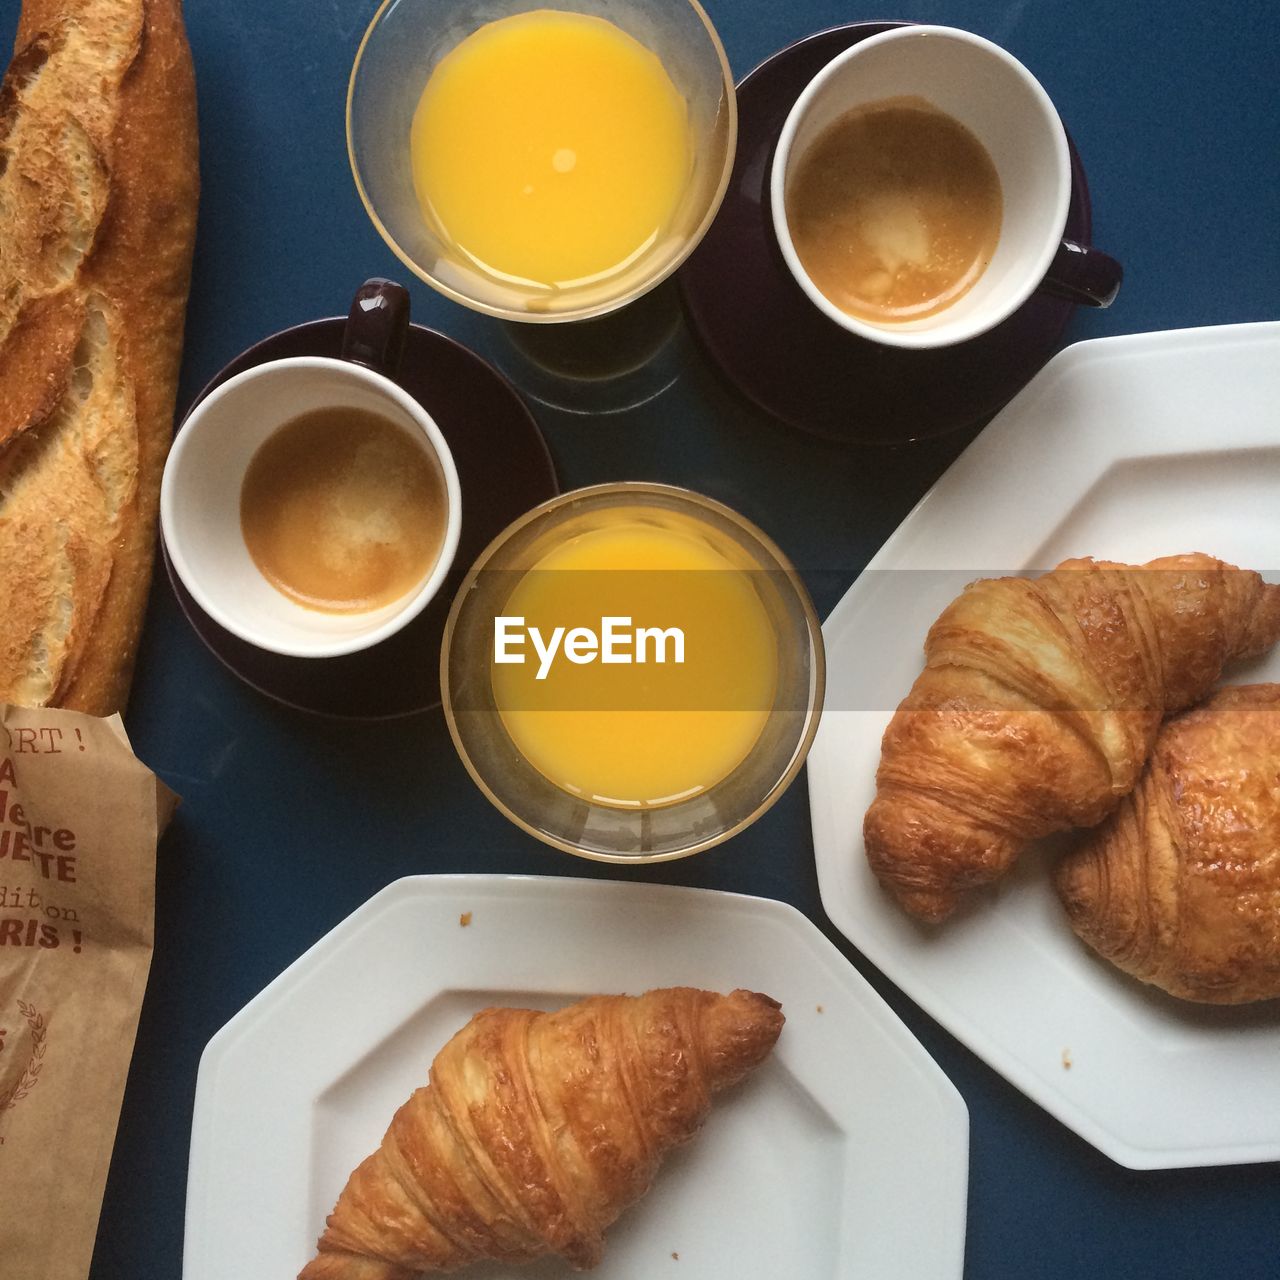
[0,0,198,715]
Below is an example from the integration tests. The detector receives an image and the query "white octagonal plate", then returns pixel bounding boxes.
[808,321,1280,1170]
[184,875,968,1279]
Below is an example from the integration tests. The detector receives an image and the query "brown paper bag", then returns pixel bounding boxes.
[0,705,177,1280]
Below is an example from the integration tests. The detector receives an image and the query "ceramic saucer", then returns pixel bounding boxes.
[679,22,1094,445]
[163,321,558,719]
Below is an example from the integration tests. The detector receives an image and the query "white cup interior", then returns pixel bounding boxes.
[161,357,462,658]
[771,26,1071,348]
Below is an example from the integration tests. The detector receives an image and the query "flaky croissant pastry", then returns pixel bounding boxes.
[300,987,784,1278]
[864,555,1280,922]
[1055,684,1280,1003]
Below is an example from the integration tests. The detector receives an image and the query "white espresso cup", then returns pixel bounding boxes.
[161,282,462,659]
[770,25,1121,349]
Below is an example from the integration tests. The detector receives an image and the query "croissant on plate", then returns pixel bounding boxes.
[1055,684,1280,1003]
[300,987,784,1278]
[864,554,1280,922]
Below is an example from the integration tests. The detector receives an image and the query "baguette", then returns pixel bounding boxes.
[0,0,199,715]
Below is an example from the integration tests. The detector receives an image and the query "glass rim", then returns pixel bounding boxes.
[346,0,739,324]
[439,481,827,862]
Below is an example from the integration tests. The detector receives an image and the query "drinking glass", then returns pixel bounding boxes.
[441,483,826,861]
[348,0,736,322]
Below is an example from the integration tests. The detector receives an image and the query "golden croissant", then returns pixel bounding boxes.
[300,987,784,1278]
[1056,684,1280,1003]
[864,554,1280,922]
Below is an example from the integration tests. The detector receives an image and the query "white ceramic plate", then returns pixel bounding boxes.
[184,875,968,1279]
[808,321,1280,1170]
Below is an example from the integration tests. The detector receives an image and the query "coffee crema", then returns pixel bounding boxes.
[785,96,1002,324]
[240,405,447,613]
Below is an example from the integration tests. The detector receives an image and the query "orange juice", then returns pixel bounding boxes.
[410,10,692,291]
[491,517,778,807]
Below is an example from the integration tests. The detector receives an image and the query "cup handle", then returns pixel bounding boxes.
[1039,240,1123,309]
[341,277,410,375]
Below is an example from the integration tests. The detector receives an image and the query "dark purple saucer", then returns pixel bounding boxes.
[679,22,1094,445]
[163,320,558,720]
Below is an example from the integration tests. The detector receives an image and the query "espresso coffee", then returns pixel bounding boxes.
[785,96,1002,324]
[240,405,447,613]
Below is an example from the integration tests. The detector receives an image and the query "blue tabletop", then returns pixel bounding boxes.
[4,0,1276,1276]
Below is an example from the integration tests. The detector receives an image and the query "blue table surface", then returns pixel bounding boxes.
[4,0,1277,1276]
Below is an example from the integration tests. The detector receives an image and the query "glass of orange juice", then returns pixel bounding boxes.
[347,0,735,322]
[441,483,825,861]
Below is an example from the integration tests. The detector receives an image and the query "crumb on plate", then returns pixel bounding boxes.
[1062,1047,1072,1070]
[459,911,473,928]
